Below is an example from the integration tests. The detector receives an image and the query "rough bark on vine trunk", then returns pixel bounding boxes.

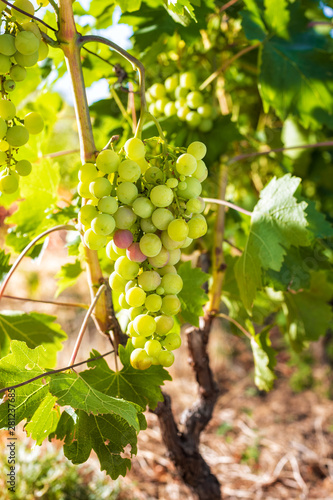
[154,315,221,500]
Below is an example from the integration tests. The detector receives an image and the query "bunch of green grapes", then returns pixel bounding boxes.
[78,136,208,370]
[0,0,48,194]
[147,72,216,132]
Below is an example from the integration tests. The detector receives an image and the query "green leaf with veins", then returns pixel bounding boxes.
[55,260,83,297]
[0,311,67,367]
[178,261,209,326]
[25,393,60,445]
[0,249,11,283]
[235,174,310,311]
[250,325,277,391]
[81,342,171,411]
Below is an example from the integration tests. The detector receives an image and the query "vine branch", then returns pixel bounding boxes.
[0,349,115,396]
[2,295,88,309]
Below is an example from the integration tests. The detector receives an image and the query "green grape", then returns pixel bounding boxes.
[186,111,201,129]
[145,339,162,357]
[10,65,26,82]
[158,265,177,276]
[188,215,207,239]
[133,314,156,337]
[0,173,18,194]
[127,321,137,337]
[96,149,120,174]
[14,50,39,67]
[78,204,97,225]
[148,246,169,268]
[117,181,138,204]
[38,40,49,61]
[164,102,177,117]
[161,273,183,295]
[148,102,158,116]
[0,140,9,152]
[167,218,189,242]
[150,185,173,207]
[91,213,115,236]
[0,151,7,164]
[177,177,202,199]
[0,54,11,75]
[144,166,163,184]
[166,178,178,189]
[106,241,119,261]
[177,106,190,121]
[140,217,157,233]
[149,83,165,99]
[98,196,118,214]
[137,157,149,174]
[175,98,187,110]
[130,348,152,370]
[119,293,130,309]
[77,181,91,198]
[24,112,44,134]
[179,71,197,89]
[178,181,187,191]
[155,97,168,113]
[139,233,162,257]
[165,75,178,92]
[158,350,175,367]
[115,255,139,280]
[109,271,127,292]
[21,22,42,40]
[192,160,208,182]
[89,177,112,198]
[114,206,137,229]
[186,91,204,109]
[131,336,146,349]
[15,31,39,55]
[79,163,98,183]
[125,280,137,292]
[186,197,205,214]
[198,119,213,133]
[156,286,165,295]
[138,270,161,292]
[162,333,181,351]
[187,141,207,160]
[175,86,188,99]
[118,159,141,182]
[6,126,29,147]
[83,228,107,250]
[0,117,7,139]
[126,286,146,307]
[161,295,181,315]
[180,237,193,248]
[0,34,16,56]
[145,293,162,312]
[132,196,154,218]
[12,0,34,21]
[15,159,32,176]
[168,248,181,265]
[129,306,142,321]
[0,100,16,120]
[151,207,174,230]
[155,315,174,335]
[124,137,146,160]
[161,230,184,250]
[197,104,213,118]
[3,80,15,93]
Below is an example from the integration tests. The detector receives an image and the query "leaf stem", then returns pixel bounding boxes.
[42,149,80,159]
[220,0,239,12]
[0,224,76,301]
[1,295,88,309]
[217,313,252,340]
[68,284,106,366]
[0,349,115,396]
[228,141,333,164]
[199,42,260,91]
[203,197,252,216]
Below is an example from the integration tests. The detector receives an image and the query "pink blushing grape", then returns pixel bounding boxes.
[126,242,147,263]
[113,229,133,249]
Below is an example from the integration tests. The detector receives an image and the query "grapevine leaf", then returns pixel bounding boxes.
[0,249,11,282]
[25,394,60,445]
[178,261,209,326]
[117,0,142,13]
[298,198,333,240]
[235,174,310,311]
[250,326,277,391]
[48,372,141,431]
[264,0,290,39]
[284,271,333,351]
[0,311,67,367]
[81,342,171,411]
[55,260,83,297]
[63,410,135,479]
[49,407,77,445]
[0,341,49,429]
